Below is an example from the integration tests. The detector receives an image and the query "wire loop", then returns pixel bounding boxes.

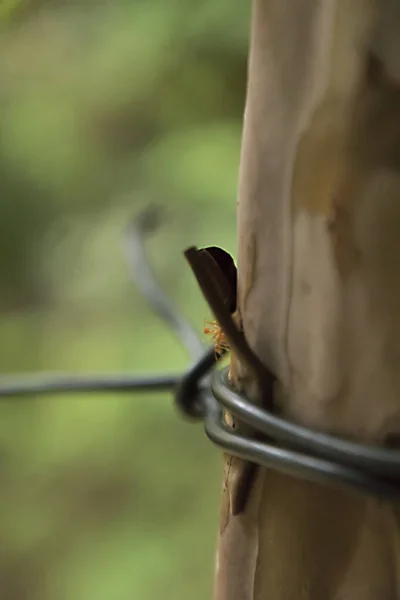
[1,206,400,503]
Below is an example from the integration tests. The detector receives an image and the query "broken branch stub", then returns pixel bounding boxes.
[214,1,400,599]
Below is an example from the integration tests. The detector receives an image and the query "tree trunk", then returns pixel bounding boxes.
[214,1,400,599]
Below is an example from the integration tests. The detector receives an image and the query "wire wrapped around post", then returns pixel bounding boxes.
[1,206,400,503]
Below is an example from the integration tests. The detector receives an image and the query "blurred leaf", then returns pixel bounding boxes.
[140,122,241,207]
[0,0,24,21]
[0,1,247,597]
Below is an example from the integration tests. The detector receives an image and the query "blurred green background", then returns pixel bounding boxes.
[0,1,249,598]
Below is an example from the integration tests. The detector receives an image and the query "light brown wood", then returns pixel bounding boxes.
[214,1,400,598]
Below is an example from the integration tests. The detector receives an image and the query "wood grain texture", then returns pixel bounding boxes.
[213,1,400,599]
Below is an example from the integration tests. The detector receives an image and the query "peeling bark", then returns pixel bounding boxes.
[214,1,400,599]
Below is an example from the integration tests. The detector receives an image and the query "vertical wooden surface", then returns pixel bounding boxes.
[214,1,400,599]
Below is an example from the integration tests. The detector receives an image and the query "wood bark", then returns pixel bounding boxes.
[214,1,400,599]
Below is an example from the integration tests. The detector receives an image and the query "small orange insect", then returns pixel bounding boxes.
[204,319,230,357]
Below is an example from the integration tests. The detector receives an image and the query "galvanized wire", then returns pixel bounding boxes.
[0,372,180,398]
[1,206,400,503]
[0,206,203,399]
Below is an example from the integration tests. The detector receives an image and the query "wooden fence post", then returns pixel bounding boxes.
[214,1,400,598]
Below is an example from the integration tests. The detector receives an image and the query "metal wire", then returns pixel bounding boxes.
[206,369,400,501]
[1,205,400,502]
[0,372,180,398]
[0,206,204,400]
[172,355,400,502]
[125,206,204,362]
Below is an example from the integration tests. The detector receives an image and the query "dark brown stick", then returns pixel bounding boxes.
[184,245,275,513]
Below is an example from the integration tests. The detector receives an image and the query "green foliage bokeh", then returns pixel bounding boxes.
[0,1,249,598]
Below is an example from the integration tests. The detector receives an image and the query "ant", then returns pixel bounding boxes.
[203,319,230,357]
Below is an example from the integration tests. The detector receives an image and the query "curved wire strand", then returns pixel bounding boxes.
[0,206,204,397]
[0,372,181,398]
[211,369,400,478]
[203,390,400,503]
[3,207,400,505]
[125,206,204,362]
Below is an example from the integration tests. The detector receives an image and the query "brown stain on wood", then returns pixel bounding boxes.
[219,454,232,535]
[290,91,361,278]
[291,97,350,218]
[218,402,253,532]
[332,56,400,276]
[292,55,400,279]
[220,351,242,532]
[223,349,256,523]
